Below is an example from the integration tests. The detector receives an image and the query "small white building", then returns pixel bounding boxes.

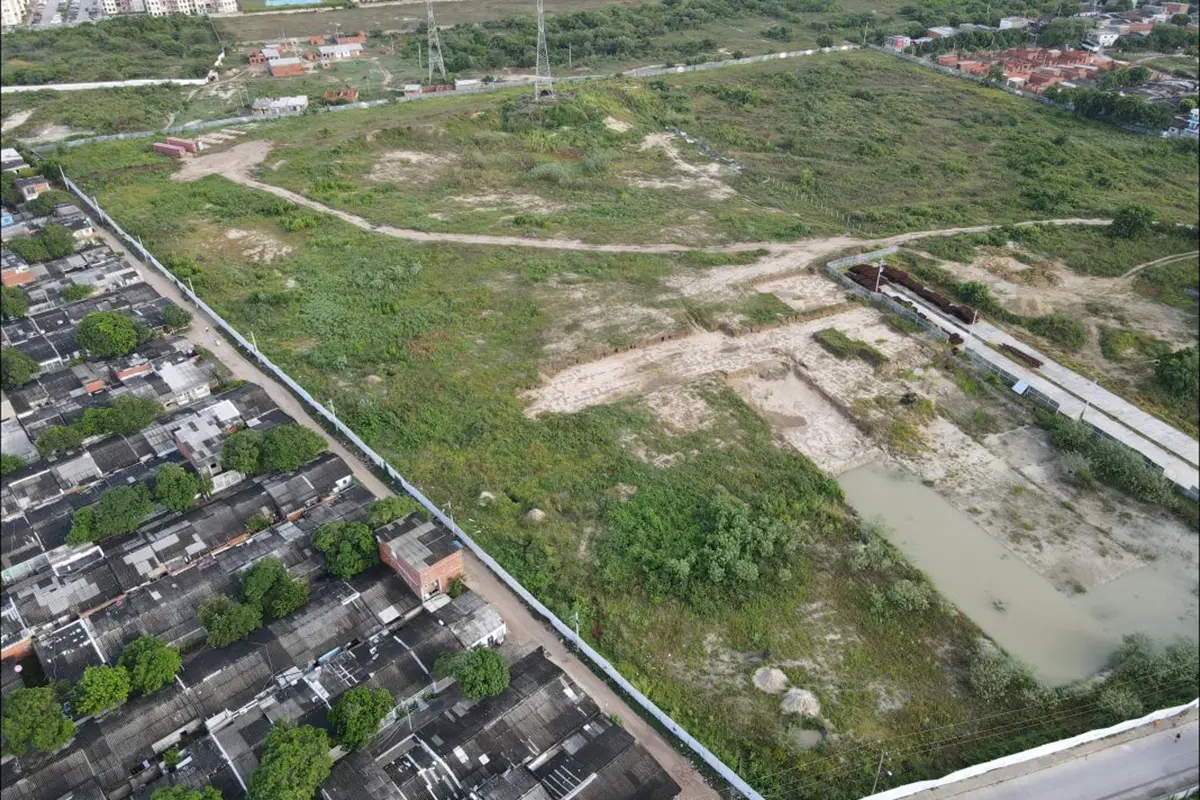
[1,148,28,173]
[883,35,912,51]
[1082,28,1121,50]
[317,43,363,61]
[250,96,309,117]
[999,16,1031,29]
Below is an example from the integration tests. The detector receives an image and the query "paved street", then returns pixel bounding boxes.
[926,718,1199,800]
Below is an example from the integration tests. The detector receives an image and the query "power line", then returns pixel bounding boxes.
[534,0,553,99]
[766,678,1197,799]
[424,0,446,83]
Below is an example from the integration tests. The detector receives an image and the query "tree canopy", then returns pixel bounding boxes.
[328,686,393,750]
[68,484,154,544]
[154,464,200,513]
[73,664,131,716]
[76,311,145,358]
[1,687,75,756]
[367,495,425,528]
[118,635,182,696]
[197,594,263,648]
[1,285,28,319]
[246,723,332,800]
[258,424,326,473]
[221,428,264,475]
[1,347,39,389]
[434,648,511,699]
[1155,347,1197,401]
[151,787,223,800]
[162,303,193,330]
[313,521,380,579]
[1110,204,1157,239]
[239,557,309,619]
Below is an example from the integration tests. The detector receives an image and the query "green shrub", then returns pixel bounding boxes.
[67,484,154,544]
[197,594,263,648]
[76,311,146,357]
[968,649,1037,704]
[434,649,510,699]
[367,495,425,528]
[1027,313,1088,350]
[328,686,393,750]
[313,521,379,579]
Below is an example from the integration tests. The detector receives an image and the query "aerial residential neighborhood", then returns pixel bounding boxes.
[1,0,1198,799]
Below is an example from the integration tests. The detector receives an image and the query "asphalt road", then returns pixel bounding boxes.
[958,720,1199,800]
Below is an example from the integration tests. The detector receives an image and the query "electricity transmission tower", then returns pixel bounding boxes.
[534,0,553,98]
[424,0,446,83]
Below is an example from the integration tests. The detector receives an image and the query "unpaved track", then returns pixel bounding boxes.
[175,144,1108,255]
[97,223,720,800]
[1120,249,1199,280]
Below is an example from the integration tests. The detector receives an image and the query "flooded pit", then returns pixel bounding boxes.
[839,464,1199,685]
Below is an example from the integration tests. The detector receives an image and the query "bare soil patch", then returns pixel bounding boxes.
[172,139,272,182]
[368,149,458,183]
[604,115,632,132]
[628,132,736,200]
[448,192,570,214]
[224,228,292,263]
[1,109,33,134]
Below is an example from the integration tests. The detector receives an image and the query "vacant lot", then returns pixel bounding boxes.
[1,16,221,85]
[58,53,1199,798]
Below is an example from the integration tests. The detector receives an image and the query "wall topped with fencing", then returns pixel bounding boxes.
[60,171,765,800]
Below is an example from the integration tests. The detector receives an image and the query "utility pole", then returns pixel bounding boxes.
[534,0,553,98]
[567,42,571,70]
[871,751,888,794]
[424,0,446,82]
[417,41,422,71]
[187,277,196,296]
[571,609,580,643]
[250,331,258,353]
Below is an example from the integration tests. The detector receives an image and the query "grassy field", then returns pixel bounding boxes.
[204,52,1197,243]
[0,17,221,85]
[1135,253,1200,309]
[1143,56,1200,79]
[62,164,1197,797]
[0,86,187,139]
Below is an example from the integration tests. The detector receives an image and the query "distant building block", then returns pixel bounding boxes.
[14,176,50,201]
[165,137,198,153]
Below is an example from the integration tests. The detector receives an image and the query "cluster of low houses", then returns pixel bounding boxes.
[884,0,1198,54]
[248,32,368,78]
[1,196,682,800]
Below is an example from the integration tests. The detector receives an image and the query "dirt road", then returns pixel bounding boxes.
[100,224,720,800]
[1119,249,1198,280]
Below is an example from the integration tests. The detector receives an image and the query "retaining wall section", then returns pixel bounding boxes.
[60,171,766,800]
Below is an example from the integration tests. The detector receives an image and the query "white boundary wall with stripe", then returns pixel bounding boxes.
[59,170,767,800]
[862,699,1199,800]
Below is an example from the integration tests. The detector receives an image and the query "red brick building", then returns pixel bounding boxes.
[378,514,464,600]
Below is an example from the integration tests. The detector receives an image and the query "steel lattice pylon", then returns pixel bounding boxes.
[534,0,553,98]
[425,0,446,83]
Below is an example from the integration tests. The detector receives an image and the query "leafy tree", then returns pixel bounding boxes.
[1155,347,1198,401]
[67,484,154,544]
[328,686,393,750]
[221,429,263,475]
[151,787,222,800]
[62,283,94,302]
[197,594,263,648]
[313,521,380,579]
[1,347,39,389]
[118,635,181,696]
[1,686,75,756]
[1110,204,1156,239]
[267,578,309,619]
[106,394,164,434]
[162,303,193,330]
[154,464,200,513]
[37,424,86,459]
[955,280,993,308]
[434,648,510,699]
[76,311,144,358]
[245,512,271,533]
[1,453,25,475]
[258,424,325,473]
[816,34,834,47]
[1,285,28,319]
[367,495,425,528]
[246,723,332,800]
[73,664,131,716]
[38,223,77,259]
[24,189,74,217]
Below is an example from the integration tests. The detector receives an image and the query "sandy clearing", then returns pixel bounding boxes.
[729,368,881,475]
[1,109,33,133]
[633,132,736,200]
[523,306,880,416]
[171,139,273,182]
[449,192,570,213]
[224,228,292,262]
[644,383,716,433]
[604,115,632,132]
[369,149,458,183]
[753,271,849,312]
